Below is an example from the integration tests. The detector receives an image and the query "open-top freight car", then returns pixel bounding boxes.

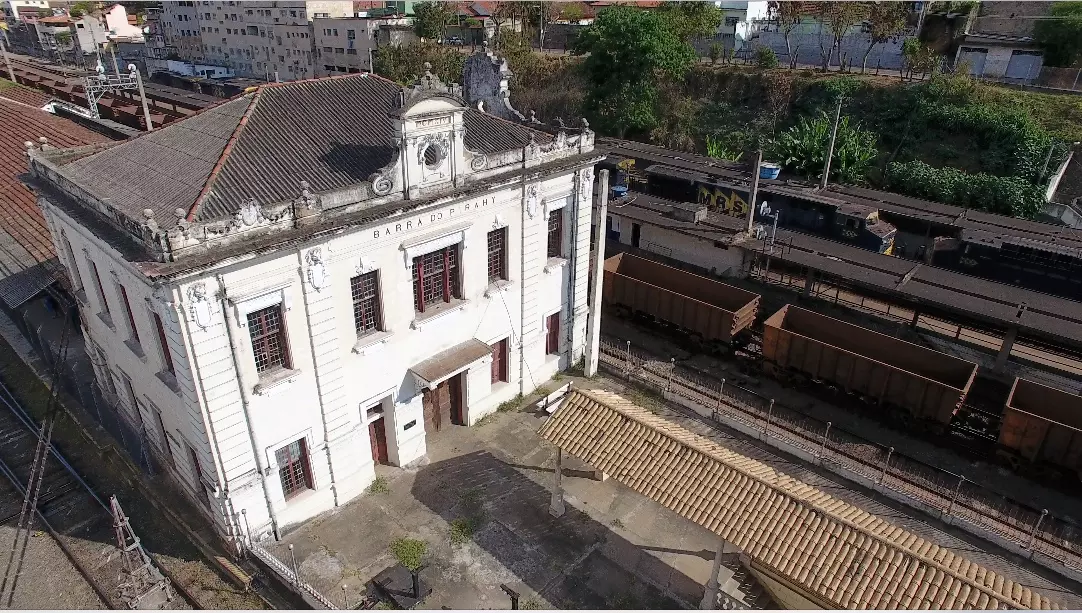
[602,253,760,348]
[761,304,978,427]
[1000,378,1082,479]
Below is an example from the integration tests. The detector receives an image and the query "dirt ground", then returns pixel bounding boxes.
[0,523,106,610]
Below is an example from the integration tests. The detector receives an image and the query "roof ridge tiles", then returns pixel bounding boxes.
[185,91,260,222]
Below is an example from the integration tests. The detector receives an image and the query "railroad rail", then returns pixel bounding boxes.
[0,380,199,610]
[596,332,1082,586]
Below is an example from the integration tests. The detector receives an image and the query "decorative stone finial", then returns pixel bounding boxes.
[423,61,432,74]
[529,110,539,124]
[581,117,590,131]
[143,208,154,220]
[38,137,48,145]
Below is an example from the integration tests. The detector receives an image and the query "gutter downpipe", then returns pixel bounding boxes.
[171,283,240,549]
[216,275,281,541]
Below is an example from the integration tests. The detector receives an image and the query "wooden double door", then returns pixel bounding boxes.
[422,374,464,434]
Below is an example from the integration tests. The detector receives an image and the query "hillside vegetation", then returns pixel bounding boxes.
[377,25,1082,219]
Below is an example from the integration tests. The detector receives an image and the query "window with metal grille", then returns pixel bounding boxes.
[62,238,83,289]
[547,210,564,258]
[153,408,174,467]
[545,313,560,355]
[152,313,175,375]
[412,245,460,313]
[276,438,313,499]
[247,305,291,373]
[118,285,140,343]
[487,228,507,283]
[350,271,382,335]
[187,443,204,486]
[89,260,110,315]
[491,338,508,383]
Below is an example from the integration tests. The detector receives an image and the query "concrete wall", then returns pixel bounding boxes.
[606,212,745,278]
[969,1,1052,38]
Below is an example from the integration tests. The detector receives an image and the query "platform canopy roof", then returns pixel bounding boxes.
[538,388,1060,611]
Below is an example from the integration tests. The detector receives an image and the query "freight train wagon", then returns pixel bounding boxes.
[761,305,978,426]
[602,253,760,348]
[1000,378,1082,479]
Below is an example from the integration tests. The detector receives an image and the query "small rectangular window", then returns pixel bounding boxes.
[351,271,382,336]
[491,338,508,383]
[547,210,564,258]
[118,285,140,343]
[153,407,175,467]
[187,443,204,485]
[545,313,560,355]
[276,438,313,499]
[62,239,83,289]
[247,305,291,373]
[152,313,175,375]
[89,260,110,315]
[487,228,507,283]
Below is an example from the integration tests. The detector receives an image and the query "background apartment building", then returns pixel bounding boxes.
[313,15,412,75]
[158,1,419,81]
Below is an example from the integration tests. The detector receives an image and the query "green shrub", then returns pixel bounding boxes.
[885,160,1045,219]
[772,111,877,184]
[755,46,779,69]
[390,538,427,571]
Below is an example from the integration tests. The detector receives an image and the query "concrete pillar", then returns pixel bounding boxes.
[700,536,728,610]
[550,448,565,517]
[910,308,920,329]
[995,326,1018,370]
[584,170,610,379]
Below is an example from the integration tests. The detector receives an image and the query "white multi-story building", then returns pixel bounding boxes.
[29,65,600,544]
[314,16,410,75]
[159,0,202,61]
[2,0,49,22]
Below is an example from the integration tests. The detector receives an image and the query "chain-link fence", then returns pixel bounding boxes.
[597,335,1082,576]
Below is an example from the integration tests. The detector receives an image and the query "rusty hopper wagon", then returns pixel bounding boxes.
[602,253,760,346]
[1001,378,1082,479]
[761,305,978,425]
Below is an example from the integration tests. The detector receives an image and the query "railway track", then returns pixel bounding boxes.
[0,380,198,610]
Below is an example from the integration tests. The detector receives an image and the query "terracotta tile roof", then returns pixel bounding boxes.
[0,97,112,267]
[539,389,1062,611]
[53,72,552,227]
[0,80,52,107]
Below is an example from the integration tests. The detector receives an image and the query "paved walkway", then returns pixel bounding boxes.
[267,389,771,610]
[270,368,1082,610]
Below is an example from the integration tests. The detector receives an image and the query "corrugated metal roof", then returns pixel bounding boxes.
[539,388,1062,610]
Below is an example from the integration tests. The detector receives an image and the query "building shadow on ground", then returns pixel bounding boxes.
[411,448,703,609]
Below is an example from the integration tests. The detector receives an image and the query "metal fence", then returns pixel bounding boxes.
[14,308,161,477]
[597,336,1082,580]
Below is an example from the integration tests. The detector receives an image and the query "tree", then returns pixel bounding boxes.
[770,1,808,68]
[413,2,455,42]
[574,6,697,137]
[656,1,723,40]
[709,42,722,64]
[68,1,97,19]
[814,2,867,71]
[1034,2,1082,67]
[558,2,587,24]
[861,1,907,73]
[901,37,939,79]
[762,72,794,135]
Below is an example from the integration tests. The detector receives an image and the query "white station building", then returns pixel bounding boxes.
[28,63,601,543]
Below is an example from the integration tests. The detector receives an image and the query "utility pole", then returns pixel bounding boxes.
[746,148,763,236]
[0,34,15,83]
[133,65,153,131]
[820,95,842,190]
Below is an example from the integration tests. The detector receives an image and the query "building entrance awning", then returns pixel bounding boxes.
[408,338,492,391]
